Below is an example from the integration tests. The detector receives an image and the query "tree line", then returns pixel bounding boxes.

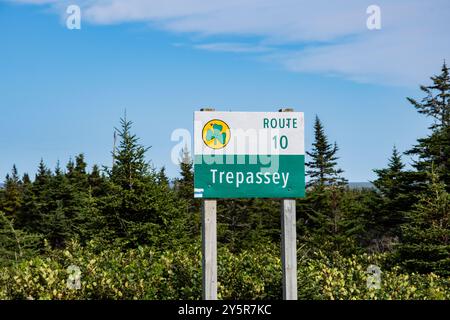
[0,63,449,278]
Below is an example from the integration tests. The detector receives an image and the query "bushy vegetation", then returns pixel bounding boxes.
[0,64,449,299]
[1,241,448,300]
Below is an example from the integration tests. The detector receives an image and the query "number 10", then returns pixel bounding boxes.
[273,135,288,149]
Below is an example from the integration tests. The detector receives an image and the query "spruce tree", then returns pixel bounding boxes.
[66,158,75,177]
[70,163,106,244]
[22,173,31,186]
[62,156,92,232]
[67,154,89,189]
[177,147,194,200]
[176,147,201,238]
[407,62,450,130]
[0,211,41,267]
[75,154,87,175]
[338,188,383,252]
[29,161,76,248]
[88,164,107,197]
[42,200,71,249]
[17,159,52,233]
[372,146,416,243]
[35,159,52,191]
[406,62,450,188]
[1,165,22,218]
[300,116,352,253]
[306,116,347,188]
[157,166,170,187]
[102,116,187,247]
[396,170,450,276]
[218,198,279,252]
[110,116,151,190]
[374,146,405,188]
[103,116,145,238]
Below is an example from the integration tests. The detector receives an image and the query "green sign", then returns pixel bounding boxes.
[194,111,305,199]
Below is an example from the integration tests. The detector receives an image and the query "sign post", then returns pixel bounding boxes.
[202,199,217,300]
[279,108,297,300]
[200,108,218,301]
[194,108,304,300]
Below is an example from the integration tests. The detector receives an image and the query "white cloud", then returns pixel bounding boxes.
[82,0,367,42]
[274,1,450,86]
[194,42,272,53]
[5,0,450,86]
[7,0,59,4]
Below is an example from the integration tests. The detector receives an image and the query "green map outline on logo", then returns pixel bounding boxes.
[202,119,230,149]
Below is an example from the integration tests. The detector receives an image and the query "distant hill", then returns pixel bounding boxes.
[348,182,375,189]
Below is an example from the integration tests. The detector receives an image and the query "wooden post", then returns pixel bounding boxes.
[201,108,218,300]
[279,108,298,300]
[281,199,297,300]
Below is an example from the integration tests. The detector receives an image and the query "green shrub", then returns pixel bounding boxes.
[298,251,450,300]
[0,241,448,300]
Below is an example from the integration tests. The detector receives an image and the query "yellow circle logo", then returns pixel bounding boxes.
[202,119,231,149]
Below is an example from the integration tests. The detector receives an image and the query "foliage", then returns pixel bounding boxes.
[174,147,201,239]
[298,250,450,300]
[395,170,450,276]
[306,116,346,188]
[0,165,22,217]
[0,212,41,267]
[371,147,417,248]
[0,242,448,300]
[406,62,450,188]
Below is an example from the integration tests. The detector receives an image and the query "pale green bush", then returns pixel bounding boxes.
[0,241,448,300]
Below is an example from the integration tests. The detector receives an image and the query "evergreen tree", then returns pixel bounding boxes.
[42,200,71,249]
[218,200,250,251]
[157,167,170,187]
[1,165,22,218]
[372,146,417,244]
[61,156,91,229]
[374,146,405,191]
[298,186,361,254]
[300,116,353,253]
[67,154,89,190]
[396,170,450,276]
[88,164,107,197]
[16,159,52,232]
[0,211,41,267]
[35,159,52,191]
[66,158,75,177]
[110,116,151,190]
[407,62,450,130]
[306,116,347,188]
[175,147,201,238]
[59,161,104,245]
[339,188,384,252]
[72,189,104,244]
[177,147,194,200]
[101,116,188,247]
[406,62,450,188]
[218,198,279,252]
[19,160,76,248]
[75,154,87,175]
[22,173,31,186]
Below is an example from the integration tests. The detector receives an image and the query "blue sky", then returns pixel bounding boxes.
[0,0,449,182]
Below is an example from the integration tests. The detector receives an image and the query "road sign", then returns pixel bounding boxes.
[194,111,305,199]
